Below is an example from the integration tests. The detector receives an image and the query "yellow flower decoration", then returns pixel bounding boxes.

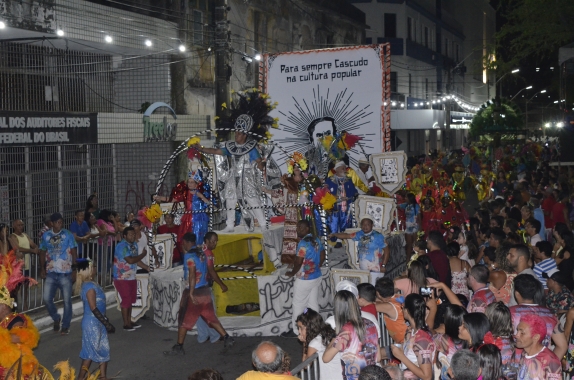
[186,136,201,147]
[264,131,272,140]
[287,152,307,174]
[144,204,162,224]
[320,193,337,211]
[221,102,227,110]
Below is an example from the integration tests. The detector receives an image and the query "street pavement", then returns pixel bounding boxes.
[34,306,304,380]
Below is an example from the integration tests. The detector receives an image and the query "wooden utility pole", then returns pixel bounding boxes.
[214,0,231,142]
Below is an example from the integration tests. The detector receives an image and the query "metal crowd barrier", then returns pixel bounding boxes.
[15,237,117,313]
[291,352,320,380]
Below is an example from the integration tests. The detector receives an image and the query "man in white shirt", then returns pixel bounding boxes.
[526,218,542,246]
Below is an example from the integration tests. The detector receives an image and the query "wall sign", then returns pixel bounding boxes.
[0,111,97,145]
[142,102,178,142]
[262,45,389,171]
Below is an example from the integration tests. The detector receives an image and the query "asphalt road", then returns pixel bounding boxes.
[34,306,304,380]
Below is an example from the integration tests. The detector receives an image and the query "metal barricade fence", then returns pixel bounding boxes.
[291,352,320,380]
[16,237,117,313]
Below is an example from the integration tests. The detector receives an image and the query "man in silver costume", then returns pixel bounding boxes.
[195,114,282,268]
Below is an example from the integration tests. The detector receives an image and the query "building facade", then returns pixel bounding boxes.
[0,0,367,234]
[350,0,496,155]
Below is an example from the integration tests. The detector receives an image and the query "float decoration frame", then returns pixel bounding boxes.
[369,151,408,195]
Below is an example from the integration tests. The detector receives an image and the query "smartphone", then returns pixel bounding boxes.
[420,287,433,297]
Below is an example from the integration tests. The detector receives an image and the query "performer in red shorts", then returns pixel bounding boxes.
[163,232,234,355]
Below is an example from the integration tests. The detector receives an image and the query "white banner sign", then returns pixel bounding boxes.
[263,45,387,172]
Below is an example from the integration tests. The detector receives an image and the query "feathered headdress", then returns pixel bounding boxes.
[215,89,277,141]
[0,250,38,308]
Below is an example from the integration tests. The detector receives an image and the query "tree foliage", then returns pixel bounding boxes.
[494,0,574,69]
[469,99,523,139]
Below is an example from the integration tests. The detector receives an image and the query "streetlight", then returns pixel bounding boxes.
[557,122,564,128]
[496,68,520,97]
[510,86,533,101]
[524,89,546,130]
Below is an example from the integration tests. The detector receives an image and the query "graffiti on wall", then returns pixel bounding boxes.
[124,179,166,214]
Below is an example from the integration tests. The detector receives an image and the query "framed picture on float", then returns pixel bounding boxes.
[331,268,370,290]
[142,234,177,271]
[353,196,396,233]
[158,202,184,225]
[369,151,408,195]
[150,233,175,271]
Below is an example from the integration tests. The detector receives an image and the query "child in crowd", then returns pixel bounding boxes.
[357,283,378,319]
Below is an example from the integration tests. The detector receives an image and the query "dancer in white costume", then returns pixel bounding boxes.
[194,90,282,267]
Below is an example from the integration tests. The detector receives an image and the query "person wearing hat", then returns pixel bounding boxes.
[544,269,574,315]
[330,214,389,285]
[325,161,359,242]
[356,158,374,195]
[39,212,78,335]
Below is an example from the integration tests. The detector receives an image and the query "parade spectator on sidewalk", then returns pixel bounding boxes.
[551,193,570,230]
[394,260,438,297]
[295,308,340,380]
[84,194,100,221]
[465,265,496,313]
[237,341,297,380]
[374,277,407,343]
[426,231,452,287]
[113,227,148,331]
[507,243,539,306]
[434,304,467,380]
[389,294,435,380]
[323,290,380,380]
[529,197,546,241]
[514,314,562,379]
[555,230,574,291]
[485,302,515,366]
[8,218,39,274]
[509,274,567,358]
[85,212,102,260]
[525,218,542,247]
[70,210,91,259]
[281,220,325,338]
[39,212,78,335]
[445,242,471,300]
[448,350,480,380]
[96,210,117,275]
[532,241,556,288]
[544,269,574,315]
[0,223,10,255]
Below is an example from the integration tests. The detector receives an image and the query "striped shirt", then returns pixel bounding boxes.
[533,257,557,288]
